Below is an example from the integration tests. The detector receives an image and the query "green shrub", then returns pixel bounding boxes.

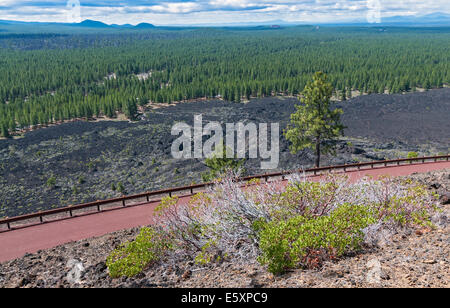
[372,181,438,228]
[202,141,244,182]
[46,176,56,188]
[117,182,125,194]
[72,186,79,194]
[194,239,221,265]
[106,227,172,278]
[87,161,95,172]
[407,151,419,159]
[270,181,341,220]
[257,204,376,274]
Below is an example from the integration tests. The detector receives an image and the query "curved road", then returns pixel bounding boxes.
[1,161,449,263]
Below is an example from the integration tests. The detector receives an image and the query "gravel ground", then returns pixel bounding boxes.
[0,169,448,288]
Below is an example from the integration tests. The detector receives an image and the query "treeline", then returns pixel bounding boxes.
[0,27,449,137]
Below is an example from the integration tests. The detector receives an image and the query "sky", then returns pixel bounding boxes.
[0,0,448,26]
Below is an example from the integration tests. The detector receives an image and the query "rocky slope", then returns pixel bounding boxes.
[0,169,448,288]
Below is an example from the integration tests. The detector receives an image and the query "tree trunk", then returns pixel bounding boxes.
[315,137,321,168]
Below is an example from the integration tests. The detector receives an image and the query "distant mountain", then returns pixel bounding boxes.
[169,13,450,27]
[0,14,449,30]
[0,20,44,25]
[111,24,133,28]
[381,13,450,26]
[0,19,160,33]
[182,20,298,27]
[135,23,155,29]
[69,20,155,29]
[77,20,110,28]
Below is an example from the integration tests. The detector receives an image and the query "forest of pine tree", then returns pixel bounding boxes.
[0,26,449,137]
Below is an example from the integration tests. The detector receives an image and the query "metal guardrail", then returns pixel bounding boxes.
[0,155,449,232]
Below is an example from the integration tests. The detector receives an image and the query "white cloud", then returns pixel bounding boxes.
[150,2,202,14]
[0,0,17,5]
[0,0,448,25]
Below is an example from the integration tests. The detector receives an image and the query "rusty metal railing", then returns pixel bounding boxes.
[0,155,448,232]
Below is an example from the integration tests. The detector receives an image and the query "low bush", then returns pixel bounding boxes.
[269,179,343,220]
[257,204,376,274]
[407,151,419,159]
[106,227,173,278]
[365,176,439,228]
[46,176,56,189]
[117,182,125,194]
[106,173,439,278]
[201,142,244,182]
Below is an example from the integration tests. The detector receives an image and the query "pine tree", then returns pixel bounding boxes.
[1,122,10,138]
[202,141,244,182]
[284,72,345,167]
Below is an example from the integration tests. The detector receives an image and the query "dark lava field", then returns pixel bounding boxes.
[0,88,449,218]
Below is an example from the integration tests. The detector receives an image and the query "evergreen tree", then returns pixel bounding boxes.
[284,72,345,167]
[1,122,10,138]
[202,141,244,182]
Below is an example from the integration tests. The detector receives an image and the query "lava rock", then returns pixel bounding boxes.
[440,193,450,205]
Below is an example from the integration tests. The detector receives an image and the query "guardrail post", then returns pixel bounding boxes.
[69,210,73,217]
[190,188,194,194]
[122,200,126,207]
[97,205,101,212]
[40,216,43,223]
[146,195,150,202]
[7,222,10,230]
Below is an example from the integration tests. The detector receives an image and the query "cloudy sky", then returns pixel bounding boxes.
[0,0,448,25]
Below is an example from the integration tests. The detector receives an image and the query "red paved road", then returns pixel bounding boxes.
[1,161,449,263]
